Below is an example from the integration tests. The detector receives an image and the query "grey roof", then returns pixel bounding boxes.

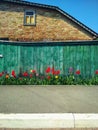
[2,0,98,37]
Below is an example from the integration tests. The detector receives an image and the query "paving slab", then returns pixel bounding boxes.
[0,85,98,113]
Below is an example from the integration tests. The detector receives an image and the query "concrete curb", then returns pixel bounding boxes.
[0,113,98,128]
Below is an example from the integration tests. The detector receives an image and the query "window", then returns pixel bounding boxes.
[24,10,36,25]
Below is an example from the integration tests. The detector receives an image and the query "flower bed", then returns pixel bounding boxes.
[0,67,98,85]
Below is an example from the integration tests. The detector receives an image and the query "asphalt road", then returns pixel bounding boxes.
[0,85,98,113]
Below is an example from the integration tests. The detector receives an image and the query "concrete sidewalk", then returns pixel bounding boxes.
[0,85,98,113]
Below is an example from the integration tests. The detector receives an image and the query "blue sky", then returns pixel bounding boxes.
[25,0,98,34]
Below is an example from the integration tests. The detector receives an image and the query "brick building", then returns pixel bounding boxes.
[0,0,98,41]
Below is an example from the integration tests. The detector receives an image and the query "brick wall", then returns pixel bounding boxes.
[0,1,92,41]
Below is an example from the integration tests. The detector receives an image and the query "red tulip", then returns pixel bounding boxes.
[32,70,36,73]
[46,67,51,73]
[47,75,51,80]
[76,70,81,75]
[52,70,60,75]
[23,72,28,77]
[0,73,2,77]
[30,74,33,78]
[11,70,16,78]
[55,70,60,75]
[95,70,98,74]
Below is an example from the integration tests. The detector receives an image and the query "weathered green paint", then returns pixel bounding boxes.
[0,41,98,77]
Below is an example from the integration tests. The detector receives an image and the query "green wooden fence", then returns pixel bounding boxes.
[0,40,98,77]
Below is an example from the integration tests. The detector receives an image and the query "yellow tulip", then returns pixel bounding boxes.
[30,70,32,73]
[55,75,58,79]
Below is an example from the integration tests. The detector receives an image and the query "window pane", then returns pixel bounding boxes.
[26,16,30,24]
[26,12,34,15]
[24,10,35,25]
[30,16,34,24]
